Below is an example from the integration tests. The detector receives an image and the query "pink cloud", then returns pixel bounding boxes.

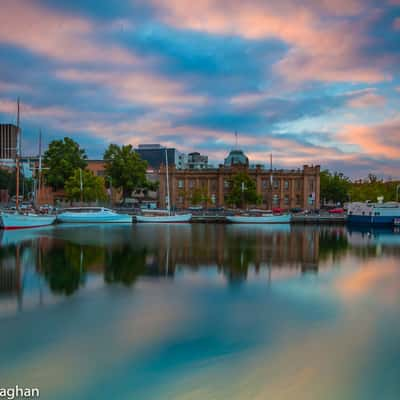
[56,69,206,106]
[394,18,400,30]
[337,119,400,158]
[151,0,388,83]
[347,90,386,108]
[0,0,137,64]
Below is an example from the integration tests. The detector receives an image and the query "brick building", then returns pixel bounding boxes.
[159,149,320,210]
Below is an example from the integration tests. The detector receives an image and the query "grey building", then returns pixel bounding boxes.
[0,124,18,160]
[135,144,185,169]
[186,152,209,169]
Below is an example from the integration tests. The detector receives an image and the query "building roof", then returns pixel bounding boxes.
[224,149,249,167]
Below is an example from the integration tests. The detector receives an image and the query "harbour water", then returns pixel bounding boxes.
[1,224,400,399]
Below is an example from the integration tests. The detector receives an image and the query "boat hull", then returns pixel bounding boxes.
[136,214,192,223]
[57,213,132,223]
[347,214,400,226]
[0,213,56,230]
[226,214,291,224]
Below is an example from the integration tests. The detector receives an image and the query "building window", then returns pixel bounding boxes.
[296,180,302,190]
[178,196,184,204]
[284,195,289,205]
[296,195,301,205]
[210,180,217,192]
[189,180,195,189]
[284,180,289,190]
[273,194,279,205]
[309,179,314,192]
[211,194,216,204]
[262,179,268,190]
[273,179,279,189]
[224,180,230,189]
[178,179,184,189]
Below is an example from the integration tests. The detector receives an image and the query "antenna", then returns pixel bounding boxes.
[235,131,238,149]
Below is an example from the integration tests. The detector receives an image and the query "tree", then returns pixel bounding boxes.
[320,170,350,205]
[43,137,87,190]
[103,144,148,202]
[191,187,210,206]
[0,168,11,190]
[65,169,107,202]
[226,172,261,208]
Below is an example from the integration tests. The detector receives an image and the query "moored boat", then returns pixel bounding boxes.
[0,212,56,230]
[136,213,192,223]
[226,213,291,224]
[347,202,400,226]
[57,207,132,223]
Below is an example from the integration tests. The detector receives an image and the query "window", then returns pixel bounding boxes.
[296,180,302,190]
[273,194,279,205]
[309,179,314,192]
[296,195,301,205]
[189,180,195,189]
[211,194,216,204]
[284,180,289,190]
[178,179,184,189]
[224,180,230,189]
[262,179,268,190]
[273,179,279,189]
[284,195,289,205]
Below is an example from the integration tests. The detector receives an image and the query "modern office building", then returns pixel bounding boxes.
[0,124,18,160]
[158,149,320,210]
[135,144,186,169]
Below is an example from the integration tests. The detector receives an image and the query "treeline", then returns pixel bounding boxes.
[0,168,33,197]
[42,137,156,202]
[321,170,399,205]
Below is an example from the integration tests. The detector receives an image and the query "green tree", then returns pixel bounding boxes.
[65,169,107,202]
[43,137,87,190]
[226,172,261,208]
[0,168,11,190]
[103,144,148,202]
[191,187,210,206]
[320,170,350,205]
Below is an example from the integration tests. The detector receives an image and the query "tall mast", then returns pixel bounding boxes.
[37,129,42,205]
[15,98,20,211]
[165,147,171,216]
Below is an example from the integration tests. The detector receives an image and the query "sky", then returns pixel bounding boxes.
[0,0,399,179]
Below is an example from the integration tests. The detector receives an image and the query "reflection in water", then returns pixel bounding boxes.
[2,224,400,299]
[1,225,400,399]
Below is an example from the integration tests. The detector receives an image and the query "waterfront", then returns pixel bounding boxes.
[1,224,400,399]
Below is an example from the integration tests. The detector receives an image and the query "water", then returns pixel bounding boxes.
[1,224,400,400]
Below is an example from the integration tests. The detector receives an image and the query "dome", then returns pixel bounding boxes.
[224,149,249,167]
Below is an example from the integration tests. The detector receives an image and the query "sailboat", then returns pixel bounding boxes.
[0,100,56,230]
[136,148,192,223]
[226,153,291,224]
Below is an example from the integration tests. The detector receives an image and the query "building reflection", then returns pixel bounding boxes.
[3,224,400,301]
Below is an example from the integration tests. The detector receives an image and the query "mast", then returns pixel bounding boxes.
[15,98,20,211]
[270,153,273,210]
[37,129,42,206]
[165,147,171,216]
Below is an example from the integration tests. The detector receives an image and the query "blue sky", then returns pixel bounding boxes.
[0,0,399,178]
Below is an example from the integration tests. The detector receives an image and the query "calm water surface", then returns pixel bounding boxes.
[1,224,400,400]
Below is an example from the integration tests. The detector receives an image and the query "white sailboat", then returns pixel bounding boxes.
[226,213,291,224]
[0,99,56,230]
[136,148,192,223]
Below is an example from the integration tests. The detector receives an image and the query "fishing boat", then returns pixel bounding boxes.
[347,201,400,226]
[136,148,192,223]
[226,212,291,224]
[57,207,132,223]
